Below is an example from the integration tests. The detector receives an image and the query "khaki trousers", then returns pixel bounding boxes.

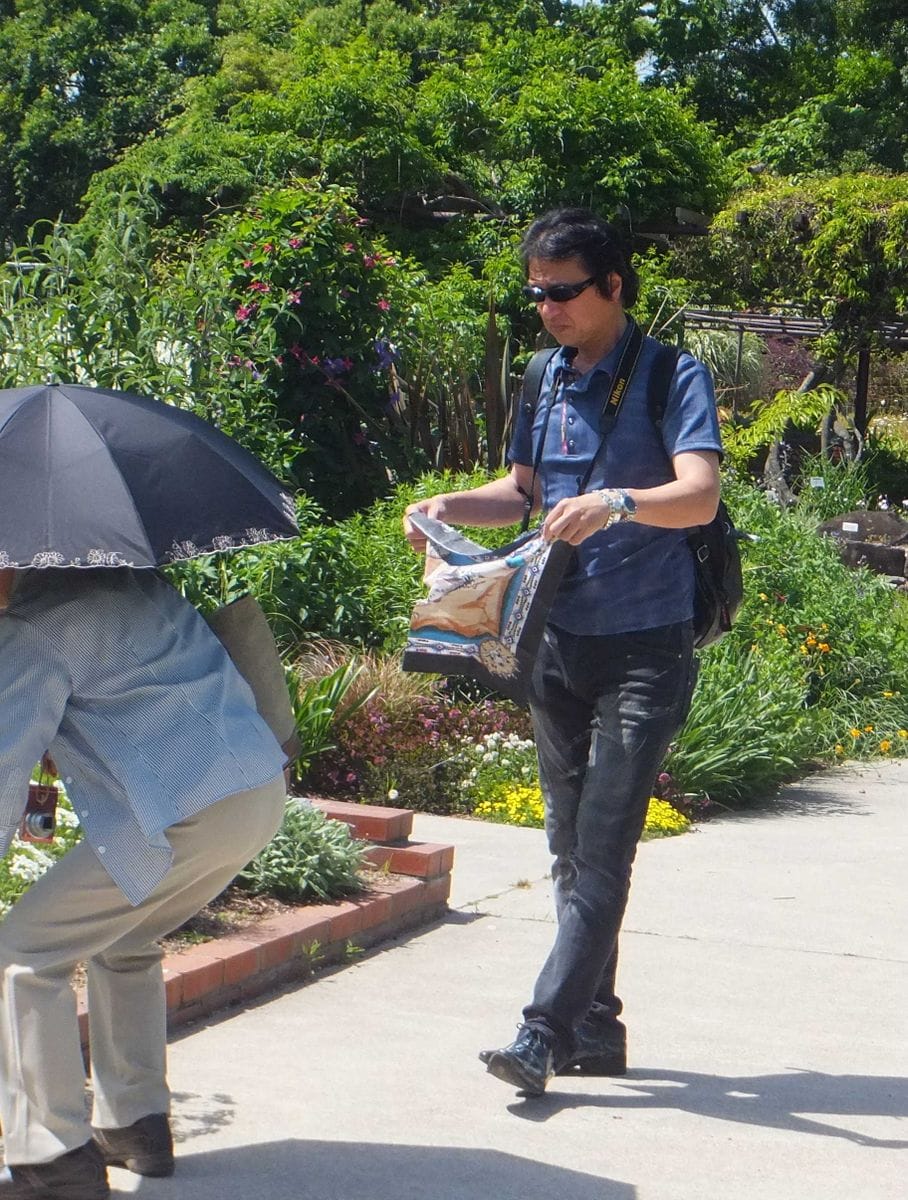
[0,777,286,1166]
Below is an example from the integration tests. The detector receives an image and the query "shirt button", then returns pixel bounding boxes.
[568,440,575,451]
[97,846,106,855]
[81,810,89,818]
[567,416,574,425]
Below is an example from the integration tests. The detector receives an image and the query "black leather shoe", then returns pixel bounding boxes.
[92,1112,174,1178]
[481,1026,556,1096]
[556,1018,627,1076]
[0,1140,109,1199]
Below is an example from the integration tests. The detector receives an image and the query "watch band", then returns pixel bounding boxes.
[597,488,637,527]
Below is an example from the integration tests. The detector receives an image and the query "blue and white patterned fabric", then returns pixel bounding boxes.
[0,569,285,904]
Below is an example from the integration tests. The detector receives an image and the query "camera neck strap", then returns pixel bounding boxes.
[520,319,644,531]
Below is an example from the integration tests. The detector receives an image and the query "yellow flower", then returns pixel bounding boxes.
[834,744,845,756]
[643,797,690,838]
[880,739,892,753]
[776,623,788,636]
[818,643,830,653]
[899,730,908,739]
[864,724,874,732]
[883,691,894,698]
[849,728,862,739]
[758,592,768,602]
[806,634,817,647]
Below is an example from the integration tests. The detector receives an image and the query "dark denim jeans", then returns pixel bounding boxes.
[522,620,697,1059]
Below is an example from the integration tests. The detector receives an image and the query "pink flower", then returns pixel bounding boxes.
[343,242,356,252]
[248,280,271,293]
[363,254,378,269]
[287,290,302,305]
[242,258,253,268]
[235,303,257,321]
[288,237,303,249]
[377,298,391,312]
[261,242,275,253]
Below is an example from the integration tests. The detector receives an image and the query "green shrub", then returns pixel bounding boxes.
[238,800,367,902]
[666,475,908,805]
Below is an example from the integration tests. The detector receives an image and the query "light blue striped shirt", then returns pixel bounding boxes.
[0,569,286,904]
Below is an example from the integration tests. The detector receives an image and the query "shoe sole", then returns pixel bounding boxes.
[484,1051,548,1096]
[556,1051,627,1077]
[97,1150,174,1178]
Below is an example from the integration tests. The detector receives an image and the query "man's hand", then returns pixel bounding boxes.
[542,493,611,545]
[403,496,448,554]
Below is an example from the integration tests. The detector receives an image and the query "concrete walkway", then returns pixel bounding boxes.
[117,761,906,1199]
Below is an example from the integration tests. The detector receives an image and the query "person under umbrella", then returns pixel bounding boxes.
[0,384,297,1199]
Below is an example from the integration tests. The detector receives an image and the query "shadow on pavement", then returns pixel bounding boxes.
[507,1067,908,1147]
[129,1139,636,1200]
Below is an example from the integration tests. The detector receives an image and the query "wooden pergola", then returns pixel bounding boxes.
[678,307,908,433]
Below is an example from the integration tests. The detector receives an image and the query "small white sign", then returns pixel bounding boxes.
[841,522,860,533]
[809,477,825,488]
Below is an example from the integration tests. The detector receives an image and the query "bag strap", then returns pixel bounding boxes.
[517,348,572,532]
[646,340,681,432]
[520,347,560,421]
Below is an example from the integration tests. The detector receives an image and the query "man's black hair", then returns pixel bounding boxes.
[520,207,639,308]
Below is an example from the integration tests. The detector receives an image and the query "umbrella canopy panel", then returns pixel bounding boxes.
[0,384,298,568]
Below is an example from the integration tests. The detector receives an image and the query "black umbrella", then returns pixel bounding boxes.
[0,383,299,568]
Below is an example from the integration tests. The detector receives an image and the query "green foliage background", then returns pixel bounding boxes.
[2,0,908,825]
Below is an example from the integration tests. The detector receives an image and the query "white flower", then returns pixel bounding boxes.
[8,852,49,883]
[387,788,399,801]
[54,806,80,829]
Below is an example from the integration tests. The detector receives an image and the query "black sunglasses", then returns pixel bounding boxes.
[521,276,596,304]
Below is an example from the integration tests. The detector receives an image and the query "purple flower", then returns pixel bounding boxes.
[374,338,398,369]
[323,356,353,378]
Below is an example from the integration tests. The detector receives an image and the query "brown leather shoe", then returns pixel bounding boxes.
[92,1112,174,1178]
[0,1140,110,1199]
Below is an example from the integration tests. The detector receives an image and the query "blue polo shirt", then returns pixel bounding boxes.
[508,326,722,636]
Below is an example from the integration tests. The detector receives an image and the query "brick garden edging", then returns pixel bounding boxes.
[77,801,453,1046]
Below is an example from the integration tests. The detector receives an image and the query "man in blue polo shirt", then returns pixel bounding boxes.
[404,207,722,1096]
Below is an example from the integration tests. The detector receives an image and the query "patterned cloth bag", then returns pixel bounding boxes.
[402,514,572,704]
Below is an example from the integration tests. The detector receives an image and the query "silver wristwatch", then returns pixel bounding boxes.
[597,488,637,528]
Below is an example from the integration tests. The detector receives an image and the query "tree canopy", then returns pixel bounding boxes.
[0,0,905,513]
